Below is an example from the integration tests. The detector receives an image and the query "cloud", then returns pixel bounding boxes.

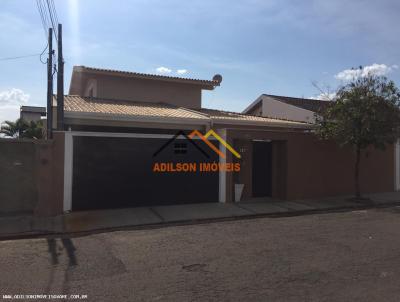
[0,105,21,124]
[156,66,172,74]
[0,88,29,123]
[310,92,336,101]
[156,67,189,75]
[0,88,29,105]
[177,69,188,75]
[335,64,398,81]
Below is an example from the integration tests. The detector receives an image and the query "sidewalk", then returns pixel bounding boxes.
[1,191,400,239]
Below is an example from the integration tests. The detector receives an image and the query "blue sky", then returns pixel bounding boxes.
[1,0,400,122]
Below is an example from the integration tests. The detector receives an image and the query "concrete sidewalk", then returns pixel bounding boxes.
[1,191,400,238]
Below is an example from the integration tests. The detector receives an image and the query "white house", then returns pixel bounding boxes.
[242,94,331,123]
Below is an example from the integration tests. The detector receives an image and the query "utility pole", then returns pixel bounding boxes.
[56,23,64,131]
[46,27,53,139]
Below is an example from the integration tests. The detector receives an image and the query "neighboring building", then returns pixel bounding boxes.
[20,106,46,123]
[38,65,394,215]
[243,94,331,123]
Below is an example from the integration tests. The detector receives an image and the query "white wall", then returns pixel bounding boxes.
[261,96,316,123]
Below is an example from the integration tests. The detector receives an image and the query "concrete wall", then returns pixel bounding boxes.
[225,129,394,201]
[0,139,37,214]
[0,134,65,216]
[285,134,394,200]
[34,132,65,216]
[3,127,391,214]
[20,112,43,123]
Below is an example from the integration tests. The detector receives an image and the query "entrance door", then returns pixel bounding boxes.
[252,141,272,197]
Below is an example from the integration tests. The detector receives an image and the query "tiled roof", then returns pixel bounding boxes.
[198,108,308,125]
[264,94,331,112]
[75,66,221,87]
[60,95,310,128]
[62,95,208,120]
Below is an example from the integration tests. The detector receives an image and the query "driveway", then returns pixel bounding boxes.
[1,207,400,301]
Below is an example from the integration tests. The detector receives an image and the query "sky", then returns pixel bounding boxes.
[1,0,400,122]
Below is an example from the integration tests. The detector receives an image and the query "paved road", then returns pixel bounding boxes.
[1,207,400,302]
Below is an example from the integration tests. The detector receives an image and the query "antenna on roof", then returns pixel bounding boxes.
[213,74,223,84]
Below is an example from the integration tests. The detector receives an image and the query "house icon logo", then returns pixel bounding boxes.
[153,129,241,159]
[188,130,241,159]
[152,129,241,173]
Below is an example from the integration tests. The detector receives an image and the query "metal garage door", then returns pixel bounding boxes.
[71,135,219,211]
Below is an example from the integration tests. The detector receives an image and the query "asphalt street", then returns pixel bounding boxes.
[1,207,400,301]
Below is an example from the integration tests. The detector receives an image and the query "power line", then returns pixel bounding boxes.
[36,0,49,39]
[45,0,58,41]
[0,53,42,61]
[36,0,60,42]
[35,0,61,67]
[36,0,46,38]
[50,0,59,29]
[40,42,48,64]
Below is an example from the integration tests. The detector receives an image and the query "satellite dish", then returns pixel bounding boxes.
[212,74,223,84]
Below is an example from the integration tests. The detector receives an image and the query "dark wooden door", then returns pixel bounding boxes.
[252,141,272,197]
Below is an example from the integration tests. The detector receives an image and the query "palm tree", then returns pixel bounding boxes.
[0,118,44,139]
[23,120,44,139]
[0,119,27,138]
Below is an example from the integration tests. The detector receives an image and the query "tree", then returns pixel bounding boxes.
[0,118,28,138]
[0,118,44,139]
[23,120,44,139]
[315,75,400,198]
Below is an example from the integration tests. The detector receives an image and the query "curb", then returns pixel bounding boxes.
[1,201,399,241]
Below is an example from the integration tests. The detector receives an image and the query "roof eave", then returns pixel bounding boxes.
[209,118,313,129]
[63,111,312,129]
[74,66,219,90]
[64,111,210,125]
[242,96,263,114]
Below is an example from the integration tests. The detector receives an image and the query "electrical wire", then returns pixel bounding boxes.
[36,0,46,38]
[36,0,47,38]
[36,0,50,39]
[39,42,49,64]
[50,0,59,28]
[0,54,42,61]
[36,0,59,42]
[46,0,58,41]
[34,0,61,71]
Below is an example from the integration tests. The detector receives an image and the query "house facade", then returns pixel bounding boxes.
[20,106,46,123]
[243,94,331,123]
[35,66,395,215]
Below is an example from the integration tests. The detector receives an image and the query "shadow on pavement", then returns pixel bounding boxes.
[47,237,77,267]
